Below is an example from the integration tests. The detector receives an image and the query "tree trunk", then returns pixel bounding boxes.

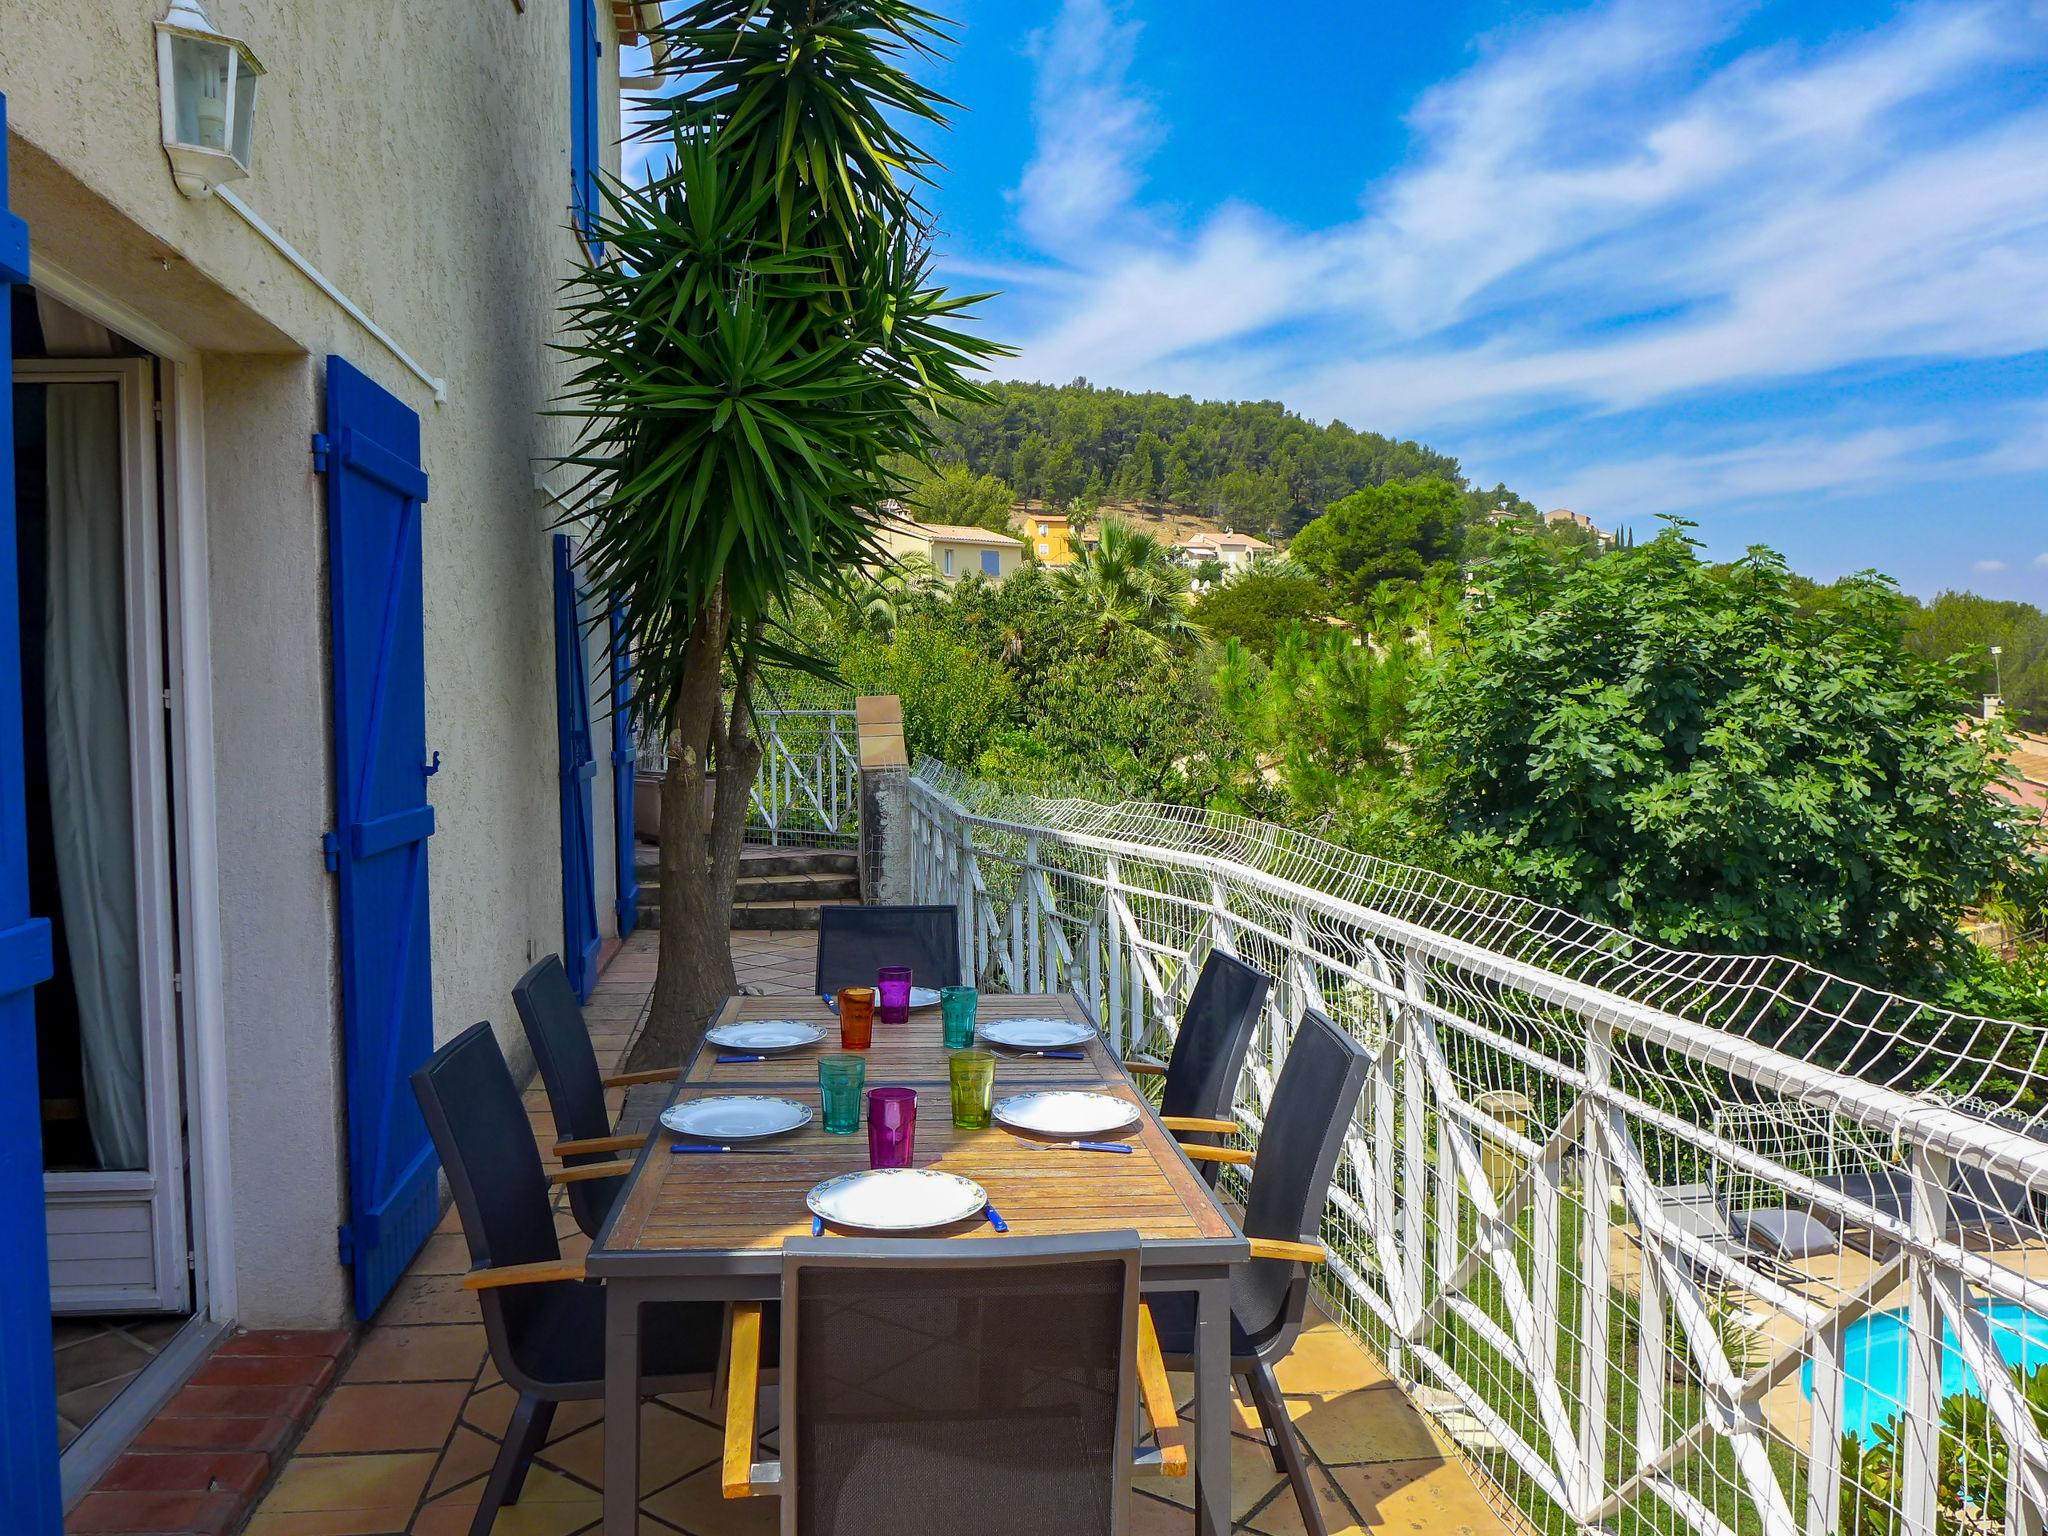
[626,590,763,1069]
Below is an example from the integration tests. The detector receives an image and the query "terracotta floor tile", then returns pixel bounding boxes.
[241,1506,420,1536]
[1140,1430,1287,1522]
[416,1468,597,1536]
[1127,1489,1201,1534]
[538,1405,716,1495]
[643,1463,780,1535]
[1271,1327,1393,1396]
[135,1413,295,1457]
[100,1449,270,1498]
[67,1487,243,1535]
[1285,1386,1444,1467]
[377,1275,478,1327]
[300,1383,470,1454]
[1330,1457,1516,1535]
[347,1325,486,1384]
[1244,1465,1362,1536]
[220,1330,352,1360]
[193,1353,337,1391]
[425,1427,502,1500]
[58,1370,141,1429]
[542,1399,603,1444]
[254,1451,436,1515]
[167,1381,321,1421]
[462,1384,517,1439]
[53,1328,157,1393]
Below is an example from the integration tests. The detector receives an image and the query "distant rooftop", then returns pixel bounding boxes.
[892,518,1023,548]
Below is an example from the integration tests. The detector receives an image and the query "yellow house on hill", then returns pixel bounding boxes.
[1022,509,1079,566]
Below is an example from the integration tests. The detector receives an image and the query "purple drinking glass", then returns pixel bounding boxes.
[876,966,914,1026]
[867,1087,916,1169]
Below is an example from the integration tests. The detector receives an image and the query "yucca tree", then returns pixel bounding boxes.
[556,0,1005,1063]
[1050,517,1195,653]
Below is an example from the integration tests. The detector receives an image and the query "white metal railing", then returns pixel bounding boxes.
[636,694,860,849]
[744,706,858,848]
[908,759,2048,1536]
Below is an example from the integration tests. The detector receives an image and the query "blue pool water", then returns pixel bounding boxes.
[1801,1302,2048,1443]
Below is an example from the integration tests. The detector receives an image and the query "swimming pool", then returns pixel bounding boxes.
[1801,1302,2048,1442]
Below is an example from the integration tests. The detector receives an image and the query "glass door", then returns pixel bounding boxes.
[14,356,188,1315]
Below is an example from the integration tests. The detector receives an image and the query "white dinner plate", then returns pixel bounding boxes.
[807,1168,988,1231]
[978,1017,1096,1051]
[993,1091,1142,1139]
[661,1096,812,1140]
[706,1020,827,1053]
[828,986,944,1010]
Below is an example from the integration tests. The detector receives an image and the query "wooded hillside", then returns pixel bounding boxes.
[926,378,1531,534]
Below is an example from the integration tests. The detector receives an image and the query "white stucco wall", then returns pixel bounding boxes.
[4,0,624,1326]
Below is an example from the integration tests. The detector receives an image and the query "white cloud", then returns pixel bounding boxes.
[981,0,2048,520]
[1538,424,1955,520]
[1977,559,2011,574]
[2035,552,2048,569]
[1012,0,1160,247]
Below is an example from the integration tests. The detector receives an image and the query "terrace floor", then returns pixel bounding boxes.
[235,928,1513,1536]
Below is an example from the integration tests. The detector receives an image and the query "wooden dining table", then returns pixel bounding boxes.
[587,988,1249,1535]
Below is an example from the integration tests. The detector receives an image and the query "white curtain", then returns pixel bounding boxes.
[44,383,147,1171]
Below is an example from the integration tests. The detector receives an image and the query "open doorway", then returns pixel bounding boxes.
[10,288,194,1460]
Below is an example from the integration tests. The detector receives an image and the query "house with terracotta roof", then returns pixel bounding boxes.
[876,514,1026,583]
[1177,528,1273,573]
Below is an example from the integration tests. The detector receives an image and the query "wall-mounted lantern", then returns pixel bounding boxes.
[155,0,262,198]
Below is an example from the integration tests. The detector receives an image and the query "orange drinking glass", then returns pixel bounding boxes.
[836,986,876,1050]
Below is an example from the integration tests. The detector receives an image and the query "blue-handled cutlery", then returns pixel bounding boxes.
[985,1203,1009,1232]
[1024,1139,1134,1155]
[716,1053,768,1063]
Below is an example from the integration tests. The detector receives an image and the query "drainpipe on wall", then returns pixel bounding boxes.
[854,695,910,904]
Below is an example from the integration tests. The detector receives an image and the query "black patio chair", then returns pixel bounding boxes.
[1120,951,1272,1179]
[1810,1160,2039,1255]
[411,1021,730,1536]
[813,903,962,996]
[720,1232,1185,1534]
[1147,1008,1370,1536]
[513,953,679,1239]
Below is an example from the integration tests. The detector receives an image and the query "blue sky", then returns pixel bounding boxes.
[633,2,2048,599]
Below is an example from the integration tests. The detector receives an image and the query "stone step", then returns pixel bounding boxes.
[634,846,858,883]
[729,897,850,931]
[734,875,861,904]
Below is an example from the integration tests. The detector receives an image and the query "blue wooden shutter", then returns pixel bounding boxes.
[0,90,63,1536]
[569,0,601,252]
[554,537,601,1000]
[609,605,639,937]
[320,356,439,1321]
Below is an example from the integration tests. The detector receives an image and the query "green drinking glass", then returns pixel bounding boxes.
[819,1055,867,1135]
[940,985,979,1050]
[949,1049,996,1130]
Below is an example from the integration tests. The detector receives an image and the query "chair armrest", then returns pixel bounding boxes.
[723,1302,774,1499]
[553,1133,646,1158]
[1160,1116,1238,1136]
[549,1160,635,1186]
[1136,1303,1189,1477]
[1180,1144,1255,1167]
[462,1258,585,1292]
[603,1067,682,1088]
[1248,1237,1326,1265]
[1121,1057,1167,1079]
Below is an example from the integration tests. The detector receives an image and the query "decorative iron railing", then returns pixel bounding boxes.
[908,759,2048,1536]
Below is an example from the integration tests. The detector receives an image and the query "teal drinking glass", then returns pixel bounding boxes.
[818,1055,866,1135]
[940,985,979,1050]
